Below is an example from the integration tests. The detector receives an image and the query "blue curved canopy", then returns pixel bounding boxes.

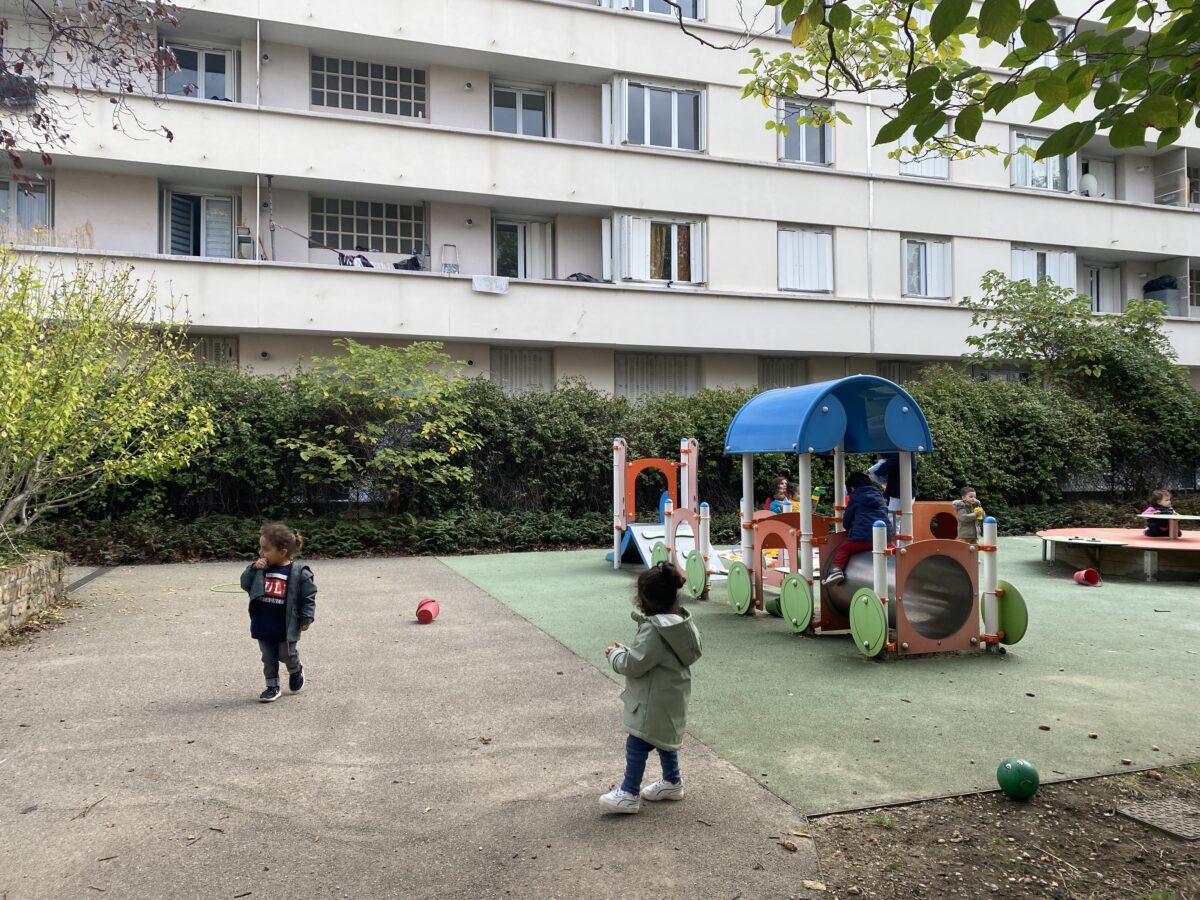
[723,375,933,455]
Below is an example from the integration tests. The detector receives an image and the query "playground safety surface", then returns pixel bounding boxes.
[444,535,1200,816]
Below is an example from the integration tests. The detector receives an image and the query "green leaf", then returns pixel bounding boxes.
[1019,19,1057,53]
[983,81,1019,112]
[1024,0,1060,22]
[1033,121,1094,159]
[907,65,941,92]
[955,104,983,140]
[977,0,1020,43]
[1032,75,1068,106]
[1094,80,1121,108]
[875,115,913,145]
[1135,94,1180,128]
[1108,115,1146,148]
[913,110,948,142]
[929,0,972,44]
[1157,126,1181,148]
[1102,0,1137,28]
[828,1,852,29]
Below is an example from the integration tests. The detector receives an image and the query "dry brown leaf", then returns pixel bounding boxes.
[779,839,798,852]
[801,881,827,891]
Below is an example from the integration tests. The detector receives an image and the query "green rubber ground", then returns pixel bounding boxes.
[443,536,1200,814]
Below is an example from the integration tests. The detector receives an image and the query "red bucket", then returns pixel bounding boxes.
[1073,568,1102,587]
[416,598,440,624]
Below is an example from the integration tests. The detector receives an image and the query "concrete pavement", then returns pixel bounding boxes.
[1,558,822,900]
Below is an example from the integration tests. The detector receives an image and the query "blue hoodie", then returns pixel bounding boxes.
[842,484,893,542]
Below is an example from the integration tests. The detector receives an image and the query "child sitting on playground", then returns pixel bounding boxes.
[763,476,791,512]
[822,473,893,586]
[952,485,985,544]
[600,562,703,814]
[1142,489,1177,537]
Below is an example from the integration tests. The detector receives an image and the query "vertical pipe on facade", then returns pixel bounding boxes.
[865,102,874,301]
[255,20,262,261]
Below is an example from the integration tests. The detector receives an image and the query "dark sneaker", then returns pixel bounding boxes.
[289,667,305,693]
[822,568,845,586]
[259,685,281,703]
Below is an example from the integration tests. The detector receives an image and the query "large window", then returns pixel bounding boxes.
[1011,246,1076,290]
[623,80,703,151]
[612,0,703,19]
[1012,132,1076,192]
[615,352,699,398]
[311,55,426,118]
[491,348,553,394]
[494,220,553,279]
[779,102,832,166]
[165,190,235,258]
[899,125,948,179]
[1085,264,1120,314]
[616,214,705,284]
[778,226,833,292]
[902,236,951,299]
[0,179,50,231]
[164,43,234,101]
[759,356,809,390]
[492,85,550,137]
[310,197,425,255]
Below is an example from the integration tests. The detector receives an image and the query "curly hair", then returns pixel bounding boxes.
[636,562,685,616]
[260,522,304,557]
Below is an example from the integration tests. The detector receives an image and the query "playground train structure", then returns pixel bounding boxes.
[609,375,1028,660]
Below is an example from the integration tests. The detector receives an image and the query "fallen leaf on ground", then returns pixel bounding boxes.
[479,737,493,744]
[778,839,798,852]
[801,881,827,891]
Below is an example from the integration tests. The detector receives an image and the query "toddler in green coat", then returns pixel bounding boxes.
[601,562,703,814]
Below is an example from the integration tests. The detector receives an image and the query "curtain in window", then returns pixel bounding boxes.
[675,224,691,281]
[650,222,670,279]
[778,229,832,291]
[615,352,698,398]
[491,348,552,393]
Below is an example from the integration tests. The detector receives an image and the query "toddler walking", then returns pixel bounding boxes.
[600,562,703,814]
[240,523,317,702]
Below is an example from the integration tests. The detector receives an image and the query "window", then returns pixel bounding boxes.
[1086,264,1120,313]
[779,102,832,166]
[1190,270,1200,310]
[311,55,426,118]
[1011,246,1076,290]
[193,336,239,366]
[310,198,425,255]
[616,215,705,284]
[0,179,50,231]
[778,227,833,292]
[899,125,948,179]
[622,80,703,151]
[876,360,926,384]
[759,357,809,390]
[615,352,699,398]
[490,348,553,393]
[165,190,235,258]
[1009,23,1068,69]
[1012,133,1076,192]
[494,220,553,279]
[902,236,951,298]
[611,0,702,19]
[492,85,550,137]
[164,43,234,101]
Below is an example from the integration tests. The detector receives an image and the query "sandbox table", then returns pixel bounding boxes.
[1137,512,1200,540]
[1039,526,1200,582]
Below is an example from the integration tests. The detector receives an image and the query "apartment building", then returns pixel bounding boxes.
[7,0,1200,394]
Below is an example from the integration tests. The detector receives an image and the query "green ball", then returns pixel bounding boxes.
[996,757,1040,801]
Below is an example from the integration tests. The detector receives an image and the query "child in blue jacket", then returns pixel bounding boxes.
[822,473,893,585]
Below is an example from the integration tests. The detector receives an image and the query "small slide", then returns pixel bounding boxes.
[607,523,728,581]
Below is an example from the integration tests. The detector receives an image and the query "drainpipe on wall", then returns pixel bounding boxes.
[865,101,874,303]
[267,174,276,261]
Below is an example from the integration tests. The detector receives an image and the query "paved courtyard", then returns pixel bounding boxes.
[1,558,822,900]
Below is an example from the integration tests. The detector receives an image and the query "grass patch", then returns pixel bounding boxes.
[867,814,897,830]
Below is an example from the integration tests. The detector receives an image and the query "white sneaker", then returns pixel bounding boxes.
[599,788,641,814]
[641,779,684,802]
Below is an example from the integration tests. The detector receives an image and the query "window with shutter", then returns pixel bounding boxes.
[778,227,833,292]
[1012,246,1076,290]
[779,102,832,166]
[899,125,949,179]
[902,236,951,298]
[1012,132,1076,192]
[617,214,703,283]
[490,348,553,394]
[758,356,809,389]
[614,352,699,398]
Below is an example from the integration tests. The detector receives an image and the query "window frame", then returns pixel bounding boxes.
[0,178,53,232]
[901,235,952,299]
[1011,131,1077,193]
[1084,262,1120,314]
[618,78,706,152]
[614,351,700,399]
[309,196,428,257]
[162,187,238,259]
[1011,245,1077,290]
[778,100,834,167]
[898,124,949,180]
[758,356,809,390]
[615,213,706,285]
[490,347,554,394]
[493,216,554,280]
[309,53,427,119]
[611,0,705,21]
[161,40,238,102]
[491,82,553,137]
[777,225,834,293]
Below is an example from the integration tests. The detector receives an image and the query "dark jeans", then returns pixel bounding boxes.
[258,639,300,687]
[621,735,681,795]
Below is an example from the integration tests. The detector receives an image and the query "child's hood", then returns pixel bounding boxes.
[632,608,702,665]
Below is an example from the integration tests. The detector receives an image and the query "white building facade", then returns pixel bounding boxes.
[8,0,1200,393]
